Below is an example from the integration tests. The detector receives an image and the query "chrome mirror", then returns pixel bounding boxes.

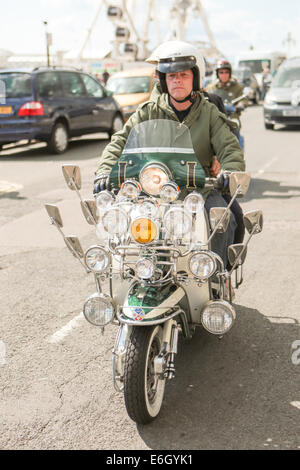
[80,200,99,225]
[228,243,247,266]
[243,210,263,234]
[64,236,84,258]
[229,172,251,198]
[45,204,63,228]
[209,207,230,233]
[62,165,81,191]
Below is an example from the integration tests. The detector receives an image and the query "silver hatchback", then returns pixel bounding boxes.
[263,57,300,129]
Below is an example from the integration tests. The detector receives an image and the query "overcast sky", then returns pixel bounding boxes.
[1,0,300,62]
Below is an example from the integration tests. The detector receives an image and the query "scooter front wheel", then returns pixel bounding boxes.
[123,325,166,424]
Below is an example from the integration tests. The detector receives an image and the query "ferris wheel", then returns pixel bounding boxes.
[79,0,223,62]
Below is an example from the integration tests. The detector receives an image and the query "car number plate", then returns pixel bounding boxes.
[282,109,300,117]
[0,106,12,114]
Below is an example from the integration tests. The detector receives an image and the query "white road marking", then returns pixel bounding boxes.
[290,401,300,410]
[47,312,84,344]
[253,156,279,177]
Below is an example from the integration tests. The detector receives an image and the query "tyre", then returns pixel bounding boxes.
[264,122,274,130]
[124,325,166,424]
[254,90,260,104]
[47,122,69,154]
[108,114,124,138]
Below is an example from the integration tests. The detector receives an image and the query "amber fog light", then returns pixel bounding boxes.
[131,217,158,244]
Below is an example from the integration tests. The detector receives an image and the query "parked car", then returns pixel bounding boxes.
[106,67,156,121]
[233,67,261,104]
[0,67,124,153]
[263,57,300,129]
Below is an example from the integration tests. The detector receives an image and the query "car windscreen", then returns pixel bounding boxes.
[272,68,300,88]
[238,60,271,74]
[0,73,32,98]
[106,76,150,94]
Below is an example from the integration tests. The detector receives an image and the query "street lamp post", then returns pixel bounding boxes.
[43,21,52,66]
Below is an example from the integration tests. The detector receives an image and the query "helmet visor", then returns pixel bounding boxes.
[157,56,196,74]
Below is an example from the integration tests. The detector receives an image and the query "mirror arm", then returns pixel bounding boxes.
[49,217,90,273]
[207,184,240,244]
[229,223,258,275]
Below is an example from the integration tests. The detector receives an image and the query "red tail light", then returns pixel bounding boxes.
[18,101,44,116]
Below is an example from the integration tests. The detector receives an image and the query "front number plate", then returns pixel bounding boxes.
[282,109,300,117]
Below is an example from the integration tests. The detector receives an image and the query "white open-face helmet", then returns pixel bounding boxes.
[146,40,206,91]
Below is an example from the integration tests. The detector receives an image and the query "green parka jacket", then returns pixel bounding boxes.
[207,76,247,122]
[96,90,245,199]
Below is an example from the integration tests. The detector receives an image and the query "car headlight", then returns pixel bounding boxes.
[135,258,155,279]
[163,207,192,239]
[84,246,109,273]
[264,95,276,105]
[83,293,115,326]
[140,163,170,196]
[189,251,216,280]
[102,207,129,237]
[160,182,180,203]
[131,217,158,244]
[184,192,204,213]
[201,300,236,335]
[119,179,141,199]
[96,190,115,212]
[123,105,137,113]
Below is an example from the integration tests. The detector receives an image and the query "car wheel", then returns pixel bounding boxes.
[264,122,274,130]
[47,122,69,154]
[108,114,124,137]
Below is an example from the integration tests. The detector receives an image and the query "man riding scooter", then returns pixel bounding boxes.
[94,41,245,268]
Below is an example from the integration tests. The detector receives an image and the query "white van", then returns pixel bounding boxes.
[235,51,287,88]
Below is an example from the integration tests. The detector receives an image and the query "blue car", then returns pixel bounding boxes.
[0,67,124,153]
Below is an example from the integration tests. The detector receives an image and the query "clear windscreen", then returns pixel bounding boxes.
[123,119,194,154]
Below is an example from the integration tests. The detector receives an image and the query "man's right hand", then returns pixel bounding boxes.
[93,174,110,195]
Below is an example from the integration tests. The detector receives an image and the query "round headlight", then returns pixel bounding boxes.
[119,180,141,199]
[84,246,109,273]
[163,207,192,239]
[96,191,115,212]
[184,192,204,213]
[160,182,180,203]
[102,207,129,237]
[83,293,115,326]
[201,300,236,335]
[131,217,158,244]
[140,163,169,196]
[138,198,159,218]
[189,251,216,280]
[135,258,155,279]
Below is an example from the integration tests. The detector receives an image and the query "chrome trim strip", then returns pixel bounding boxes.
[117,308,184,326]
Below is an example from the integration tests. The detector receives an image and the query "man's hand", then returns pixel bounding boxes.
[210,156,221,177]
[93,173,110,195]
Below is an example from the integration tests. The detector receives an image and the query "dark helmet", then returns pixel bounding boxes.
[216,59,232,78]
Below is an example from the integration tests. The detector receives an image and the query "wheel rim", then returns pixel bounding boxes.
[112,116,123,133]
[144,327,165,418]
[55,125,68,152]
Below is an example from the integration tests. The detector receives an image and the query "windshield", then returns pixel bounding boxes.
[109,120,205,192]
[238,60,271,74]
[0,73,32,98]
[233,69,251,82]
[272,68,300,88]
[106,76,150,94]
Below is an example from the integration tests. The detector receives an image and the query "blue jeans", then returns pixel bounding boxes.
[205,190,237,268]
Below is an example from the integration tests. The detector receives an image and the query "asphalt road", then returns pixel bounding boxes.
[0,106,299,450]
